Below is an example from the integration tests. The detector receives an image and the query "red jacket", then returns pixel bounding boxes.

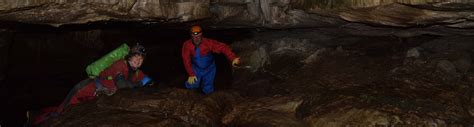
[182,37,236,76]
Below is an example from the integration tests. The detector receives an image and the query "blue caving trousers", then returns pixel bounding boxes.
[184,47,216,94]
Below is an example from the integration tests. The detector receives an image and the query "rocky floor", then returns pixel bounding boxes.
[41,30,474,126]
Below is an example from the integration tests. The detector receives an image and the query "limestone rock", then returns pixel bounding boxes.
[306,108,449,127]
[1,0,474,28]
[222,96,306,127]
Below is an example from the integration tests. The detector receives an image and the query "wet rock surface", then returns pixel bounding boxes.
[38,29,474,126]
[222,96,306,127]
[46,88,243,126]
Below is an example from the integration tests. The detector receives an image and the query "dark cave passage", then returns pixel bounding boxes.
[1,0,474,126]
[0,22,255,126]
[1,22,474,127]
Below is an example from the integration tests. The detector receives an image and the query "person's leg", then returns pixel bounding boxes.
[57,81,96,114]
[202,65,216,94]
[57,79,93,112]
[32,107,58,125]
[33,79,94,125]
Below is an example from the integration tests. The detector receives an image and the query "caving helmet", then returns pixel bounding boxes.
[126,43,146,60]
[190,25,202,35]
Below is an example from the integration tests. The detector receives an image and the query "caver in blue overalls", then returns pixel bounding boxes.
[182,25,240,94]
[184,47,216,94]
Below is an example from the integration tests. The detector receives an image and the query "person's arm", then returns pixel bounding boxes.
[93,60,127,95]
[98,60,128,91]
[132,70,153,86]
[114,73,140,89]
[182,42,195,76]
[99,60,141,89]
[98,60,124,80]
[115,69,152,89]
[131,70,145,81]
[208,39,237,61]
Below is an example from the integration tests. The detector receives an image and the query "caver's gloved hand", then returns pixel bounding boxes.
[187,76,197,84]
[232,57,240,67]
[140,76,153,86]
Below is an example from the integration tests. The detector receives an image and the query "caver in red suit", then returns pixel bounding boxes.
[182,25,240,94]
[33,44,152,125]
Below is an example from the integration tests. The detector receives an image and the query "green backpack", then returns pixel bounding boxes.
[86,43,130,78]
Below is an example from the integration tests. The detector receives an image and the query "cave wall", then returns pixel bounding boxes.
[1,0,473,28]
[0,0,212,26]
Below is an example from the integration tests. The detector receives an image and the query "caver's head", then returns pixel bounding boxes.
[126,43,146,70]
[190,25,202,46]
